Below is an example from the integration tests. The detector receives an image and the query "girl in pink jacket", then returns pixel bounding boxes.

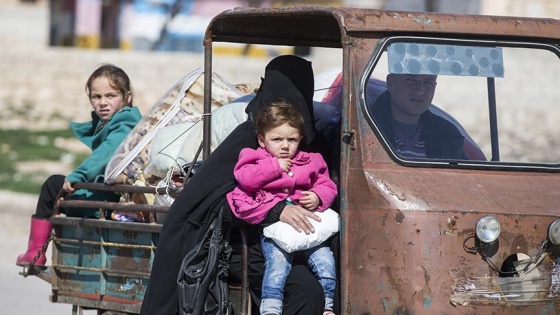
[227,101,338,315]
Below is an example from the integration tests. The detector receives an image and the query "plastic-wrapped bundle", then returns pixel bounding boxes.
[104,67,245,185]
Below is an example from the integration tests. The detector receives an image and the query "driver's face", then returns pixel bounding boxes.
[387,74,437,124]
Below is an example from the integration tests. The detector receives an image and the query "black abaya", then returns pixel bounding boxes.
[140,55,324,315]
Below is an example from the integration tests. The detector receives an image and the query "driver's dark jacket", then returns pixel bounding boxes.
[370,91,467,160]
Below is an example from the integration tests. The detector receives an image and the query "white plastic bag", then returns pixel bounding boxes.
[143,121,198,179]
[263,208,339,253]
[144,99,249,179]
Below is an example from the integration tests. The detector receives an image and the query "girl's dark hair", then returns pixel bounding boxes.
[255,100,305,137]
[85,64,133,105]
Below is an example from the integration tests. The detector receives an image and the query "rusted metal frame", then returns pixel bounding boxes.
[71,182,180,196]
[339,9,560,40]
[337,33,358,315]
[207,7,343,48]
[240,227,250,315]
[211,5,341,26]
[209,15,342,46]
[212,35,339,48]
[211,6,560,44]
[21,267,52,283]
[53,182,175,222]
[221,5,340,17]
[183,142,203,184]
[52,188,67,216]
[57,200,168,214]
[51,217,162,233]
[54,291,143,305]
[51,235,61,290]
[50,184,177,224]
[202,30,213,160]
[487,78,500,161]
[50,218,155,312]
[204,28,251,314]
[99,226,109,297]
[51,264,151,278]
[57,295,140,314]
[205,8,346,313]
[53,237,156,250]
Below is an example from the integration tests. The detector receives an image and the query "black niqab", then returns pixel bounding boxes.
[246,55,315,144]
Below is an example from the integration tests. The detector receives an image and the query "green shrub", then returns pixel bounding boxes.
[0,129,88,194]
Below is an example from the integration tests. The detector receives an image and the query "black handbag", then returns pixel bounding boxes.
[177,207,233,315]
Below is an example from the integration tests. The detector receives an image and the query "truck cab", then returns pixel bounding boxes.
[203,6,560,314]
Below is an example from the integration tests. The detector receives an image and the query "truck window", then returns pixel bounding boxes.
[363,38,560,167]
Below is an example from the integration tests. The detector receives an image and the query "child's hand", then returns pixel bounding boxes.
[278,158,293,173]
[63,179,75,194]
[299,191,320,210]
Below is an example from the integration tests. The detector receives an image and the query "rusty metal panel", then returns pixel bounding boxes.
[207,6,343,47]
[334,51,560,312]
[342,203,560,313]
[50,217,159,314]
[337,8,560,40]
[205,6,560,48]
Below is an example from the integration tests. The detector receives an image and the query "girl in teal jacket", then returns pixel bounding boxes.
[16,64,142,267]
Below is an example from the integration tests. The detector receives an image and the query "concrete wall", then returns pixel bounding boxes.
[0,1,342,130]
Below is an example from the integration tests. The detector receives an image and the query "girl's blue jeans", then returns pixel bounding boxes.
[260,235,336,314]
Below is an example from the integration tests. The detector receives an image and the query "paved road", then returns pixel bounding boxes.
[0,191,90,314]
[2,262,73,314]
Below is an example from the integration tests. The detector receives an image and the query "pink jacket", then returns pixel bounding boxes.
[227,147,337,224]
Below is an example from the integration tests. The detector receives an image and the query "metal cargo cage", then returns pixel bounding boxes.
[50,217,160,314]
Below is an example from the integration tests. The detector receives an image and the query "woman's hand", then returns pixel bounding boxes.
[62,179,75,194]
[280,204,321,234]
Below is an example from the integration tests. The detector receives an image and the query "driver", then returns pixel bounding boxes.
[370,73,474,160]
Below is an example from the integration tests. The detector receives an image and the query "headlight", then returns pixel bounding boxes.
[476,216,501,244]
[548,219,560,245]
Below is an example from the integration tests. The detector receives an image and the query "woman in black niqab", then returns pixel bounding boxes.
[140,55,325,315]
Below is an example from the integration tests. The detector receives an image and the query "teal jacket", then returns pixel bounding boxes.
[65,105,142,217]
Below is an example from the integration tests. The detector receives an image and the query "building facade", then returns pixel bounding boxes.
[46,0,560,52]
